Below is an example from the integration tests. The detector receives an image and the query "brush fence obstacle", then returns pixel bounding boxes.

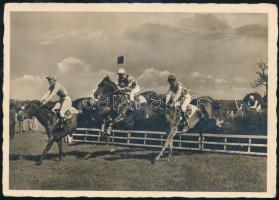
[72,128,267,156]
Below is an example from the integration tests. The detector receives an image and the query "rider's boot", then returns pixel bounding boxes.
[60,117,65,129]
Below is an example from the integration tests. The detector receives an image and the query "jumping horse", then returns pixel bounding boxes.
[94,76,155,134]
[144,95,221,162]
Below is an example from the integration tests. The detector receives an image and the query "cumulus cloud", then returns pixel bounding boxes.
[57,57,90,74]
[137,68,171,93]
[11,75,47,100]
[13,74,44,84]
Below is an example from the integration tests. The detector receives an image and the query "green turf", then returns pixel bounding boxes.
[9,132,266,191]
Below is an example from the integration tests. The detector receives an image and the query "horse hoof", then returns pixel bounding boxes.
[83,153,92,159]
[36,160,42,165]
[109,148,115,153]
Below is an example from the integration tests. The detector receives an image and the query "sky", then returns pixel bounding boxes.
[10,12,268,100]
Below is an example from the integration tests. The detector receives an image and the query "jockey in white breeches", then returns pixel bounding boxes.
[117,68,140,102]
[40,75,72,124]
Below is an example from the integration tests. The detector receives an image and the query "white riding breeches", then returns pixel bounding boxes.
[52,96,72,118]
[174,93,191,112]
[130,85,140,101]
[253,104,262,113]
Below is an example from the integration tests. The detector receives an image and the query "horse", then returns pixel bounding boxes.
[142,94,221,162]
[191,96,222,119]
[142,97,202,162]
[94,76,156,134]
[17,100,80,165]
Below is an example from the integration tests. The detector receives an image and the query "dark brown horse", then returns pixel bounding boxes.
[18,100,80,165]
[94,76,156,134]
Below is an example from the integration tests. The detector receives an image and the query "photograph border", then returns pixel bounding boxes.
[2,3,277,197]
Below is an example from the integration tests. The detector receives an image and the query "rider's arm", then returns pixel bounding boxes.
[173,85,182,103]
[40,90,51,101]
[45,84,59,102]
[165,89,172,104]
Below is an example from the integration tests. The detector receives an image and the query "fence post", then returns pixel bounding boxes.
[179,135,182,148]
[224,137,227,151]
[112,131,114,144]
[202,135,205,150]
[248,138,251,153]
[127,132,131,144]
[161,134,163,146]
[144,133,146,145]
[97,130,100,142]
[85,130,87,141]
[199,132,202,150]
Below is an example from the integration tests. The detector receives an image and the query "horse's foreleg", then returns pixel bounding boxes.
[168,126,178,162]
[37,137,55,165]
[155,126,177,162]
[155,139,169,162]
[155,131,175,161]
[167,138,174,162]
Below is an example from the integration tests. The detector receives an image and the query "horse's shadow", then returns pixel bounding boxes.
[9,147,197,164]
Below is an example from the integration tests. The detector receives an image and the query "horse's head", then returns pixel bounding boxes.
[17,100,42,120]
[95,75,118,99]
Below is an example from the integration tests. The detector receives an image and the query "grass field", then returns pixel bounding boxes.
[9,132,266,191]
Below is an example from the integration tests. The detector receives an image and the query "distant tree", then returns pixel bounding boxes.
[251,61,268,95]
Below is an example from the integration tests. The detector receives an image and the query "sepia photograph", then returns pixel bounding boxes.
[2,3,277,198]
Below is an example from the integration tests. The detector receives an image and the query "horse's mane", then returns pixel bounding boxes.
[27,100,56,111]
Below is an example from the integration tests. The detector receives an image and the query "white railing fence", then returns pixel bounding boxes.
[72,128,267,156]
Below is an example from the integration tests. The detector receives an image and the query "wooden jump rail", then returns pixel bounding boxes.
[72,128,267,156]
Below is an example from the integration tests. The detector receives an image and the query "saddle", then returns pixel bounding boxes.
[53,107,79,120]
[64,107,79,119]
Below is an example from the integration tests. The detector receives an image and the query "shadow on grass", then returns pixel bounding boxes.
[9,146,197,164]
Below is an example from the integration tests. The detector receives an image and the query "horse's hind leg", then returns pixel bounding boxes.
[36,137,55,165]
[57,139,63,161]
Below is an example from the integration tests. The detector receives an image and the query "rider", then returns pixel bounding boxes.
[166,75,191,126]
[40,74,72,128]
[247,95,261,113]
[116,68,140,103]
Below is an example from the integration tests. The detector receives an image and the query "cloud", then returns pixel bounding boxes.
[11,75,47,100]
[13,74,44,84]
[233,24,268,38]
[39,40,53,46]
[57,57,90,74]
[233,76,246,83]
[125,14,231,45]
[213,78,225,84]
[39,29,106,46]
[137,68,171,93]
